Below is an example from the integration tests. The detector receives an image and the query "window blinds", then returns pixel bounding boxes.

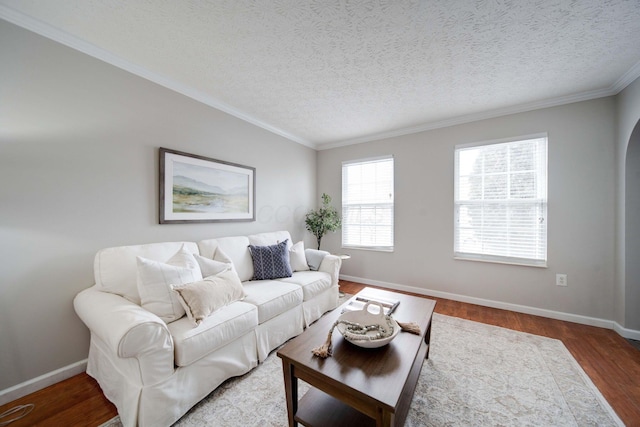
[342,156,394,251]
[454,136,547,266]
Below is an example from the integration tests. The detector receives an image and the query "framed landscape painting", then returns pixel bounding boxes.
[160,148,255,223]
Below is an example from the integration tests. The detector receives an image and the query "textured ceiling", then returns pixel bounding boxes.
[2,0,640,149]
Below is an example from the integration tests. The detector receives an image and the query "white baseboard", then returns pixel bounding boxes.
[0,359,87,406]
[341,275,640,340]
[613,322,640,341]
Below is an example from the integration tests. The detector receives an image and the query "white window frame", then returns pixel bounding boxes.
[454,134,548,267]
[342,156,394,252]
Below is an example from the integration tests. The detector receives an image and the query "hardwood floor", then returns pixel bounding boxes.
[341,282,640,426]
[0,372,117,427]
[2,281,639,426]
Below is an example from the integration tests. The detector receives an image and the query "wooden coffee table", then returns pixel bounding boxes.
[277,287,436,427]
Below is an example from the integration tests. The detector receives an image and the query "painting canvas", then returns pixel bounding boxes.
[160,148,255,223]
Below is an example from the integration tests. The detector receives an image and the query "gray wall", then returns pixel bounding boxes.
[0,21,316,391]
[318,97,618,321]
[1,15,637,396]
[616,76,640,330]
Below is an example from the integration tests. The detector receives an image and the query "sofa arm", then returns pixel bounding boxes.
[74,286,174,385]
[318,254,342,287]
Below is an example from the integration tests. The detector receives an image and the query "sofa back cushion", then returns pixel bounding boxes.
[247,231,291,247]
[94,241,199,304]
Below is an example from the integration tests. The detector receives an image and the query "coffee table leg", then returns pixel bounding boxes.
[425,319,432,359]
[377,408,395,426]
[281,359,298,427]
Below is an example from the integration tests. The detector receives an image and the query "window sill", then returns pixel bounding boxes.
[454,255,547,268]
[342,246,394,253]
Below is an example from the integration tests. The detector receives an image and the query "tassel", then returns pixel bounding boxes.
[311,322,337,358]
[397,321,421,335]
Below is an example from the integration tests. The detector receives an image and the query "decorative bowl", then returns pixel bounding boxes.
[336,301,400,348]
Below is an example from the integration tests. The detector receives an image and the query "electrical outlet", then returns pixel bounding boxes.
[556,274,568,287]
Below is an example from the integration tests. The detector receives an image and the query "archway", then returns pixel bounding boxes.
[626,119,640,329]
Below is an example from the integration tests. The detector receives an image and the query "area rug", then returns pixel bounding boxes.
[100,313,623,426]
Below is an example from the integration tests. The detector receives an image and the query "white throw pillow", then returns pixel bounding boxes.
[137,245,203,323]
[172,269,246,326]
[213,246,238,272]
[305,248,329,271]
[289,241,310,272]
[195,254,231,277]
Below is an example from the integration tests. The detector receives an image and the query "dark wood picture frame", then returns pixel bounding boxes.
[159,147,255,224]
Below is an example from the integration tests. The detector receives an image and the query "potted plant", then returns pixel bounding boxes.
[305,193,342,250]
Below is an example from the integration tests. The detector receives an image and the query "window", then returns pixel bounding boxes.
[454,135,547,266]
[342,156,394,251]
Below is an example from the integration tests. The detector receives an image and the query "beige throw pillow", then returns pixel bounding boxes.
[172,269,246,326]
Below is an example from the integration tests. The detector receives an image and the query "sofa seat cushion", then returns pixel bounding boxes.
[168,301,258,367]
[278,271,332,302]
[242,280,303,324]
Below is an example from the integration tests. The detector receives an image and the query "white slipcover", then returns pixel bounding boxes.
[74,231,341,426]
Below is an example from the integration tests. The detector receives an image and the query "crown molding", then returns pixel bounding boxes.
[610,59,640,94]
[318,86,619,150]
[0,6,315,149]
[317,61,640,150]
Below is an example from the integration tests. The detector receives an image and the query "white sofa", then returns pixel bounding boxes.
[73,231,341,427]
